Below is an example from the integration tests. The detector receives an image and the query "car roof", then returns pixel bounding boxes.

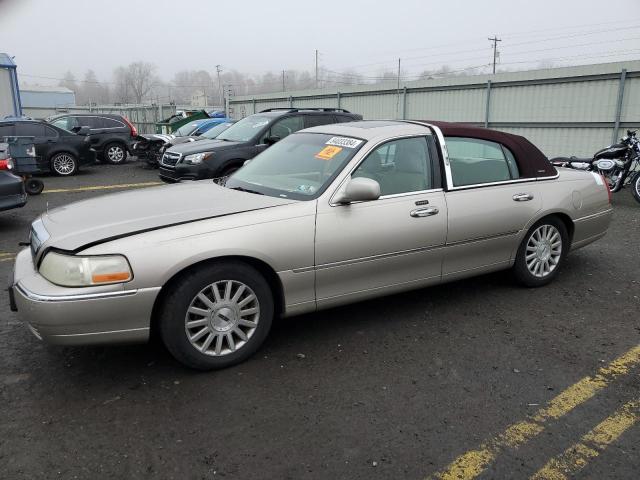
[301,120,430,141]
[303,119,556,178]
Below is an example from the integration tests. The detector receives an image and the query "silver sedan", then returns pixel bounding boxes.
[9,121,612,369]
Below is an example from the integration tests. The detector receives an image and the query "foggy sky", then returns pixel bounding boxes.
[1,0,639,85]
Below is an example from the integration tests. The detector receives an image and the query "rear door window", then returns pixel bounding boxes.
[445,137,519,187]
[0,124,15,137]
[304,115,335,128]
[15,123,46,137]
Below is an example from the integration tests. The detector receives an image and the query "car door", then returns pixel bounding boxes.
[442,136,542,277]
[14,122,48,162]
[315,135,447,308]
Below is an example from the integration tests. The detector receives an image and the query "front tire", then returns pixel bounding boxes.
[513,217,569,287]
[103,143,128,164]
[159,261,274,370]
[50,153,78,176]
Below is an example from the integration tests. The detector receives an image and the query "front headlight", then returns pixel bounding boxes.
[183,152,213,165]
[39,252,133,287]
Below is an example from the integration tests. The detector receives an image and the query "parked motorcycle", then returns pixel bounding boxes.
[551,130,640,204]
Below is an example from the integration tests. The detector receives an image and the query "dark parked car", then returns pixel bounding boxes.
[0,119,95,176]
[47,113,137,164]
[159,108,362,182]
[0,161,27,212]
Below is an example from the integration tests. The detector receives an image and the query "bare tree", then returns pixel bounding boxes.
[127,62,158,104]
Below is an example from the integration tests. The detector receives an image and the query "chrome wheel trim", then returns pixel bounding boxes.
[184,280,260,356]
[525,224,562,278]
[52,154,75,175]
[635,175,640,198]
[107,145,124,162]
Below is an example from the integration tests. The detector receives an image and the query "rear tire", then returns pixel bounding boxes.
[103,143,128,164]
[159,261,274,370]
[513,216,569,287]
[50,153,78,176]
[632,173,640,204]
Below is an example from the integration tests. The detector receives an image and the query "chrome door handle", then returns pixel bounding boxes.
[410,207,439,218]
[513,193,534,202]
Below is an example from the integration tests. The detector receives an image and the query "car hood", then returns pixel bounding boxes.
[167,139,246,156]
[40,181,295,252]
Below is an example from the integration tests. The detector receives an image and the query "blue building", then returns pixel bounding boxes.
[0,53,22,118]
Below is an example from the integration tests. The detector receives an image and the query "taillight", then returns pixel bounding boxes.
[122,116,138,137]
[0,158,14,170]
[601,174,612,204]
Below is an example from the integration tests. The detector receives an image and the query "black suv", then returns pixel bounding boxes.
[159,108,362,182]
[0,120,95,176]
[48,113,137,164]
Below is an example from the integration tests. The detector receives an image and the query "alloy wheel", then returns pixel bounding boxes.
[525,224,562,278]
[107,145,125,163]
[184,280,260,356]
[52,154,76,175]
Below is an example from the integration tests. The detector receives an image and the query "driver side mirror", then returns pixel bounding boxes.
[264,135,281,146]
[333,177,381,204]
[75,126,90,135]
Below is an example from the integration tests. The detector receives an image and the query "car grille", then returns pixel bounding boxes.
[161,151,181,167]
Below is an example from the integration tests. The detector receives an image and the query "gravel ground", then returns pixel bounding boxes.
[1,160,639,479]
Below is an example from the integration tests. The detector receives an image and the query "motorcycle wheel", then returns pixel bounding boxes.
[632,172,640,204]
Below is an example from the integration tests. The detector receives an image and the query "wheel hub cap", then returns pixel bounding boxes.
[184,280,260,356]
[210,306,238,332]
[525,224,562,278]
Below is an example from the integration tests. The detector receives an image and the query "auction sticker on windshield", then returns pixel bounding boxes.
[326,137,363,148]
[315,146,343,160]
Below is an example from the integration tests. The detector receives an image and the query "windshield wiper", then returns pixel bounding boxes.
[229,186,264,195]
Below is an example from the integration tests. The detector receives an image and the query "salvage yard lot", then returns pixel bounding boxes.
[1,160,639,479]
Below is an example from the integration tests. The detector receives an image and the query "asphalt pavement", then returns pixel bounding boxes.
[1,160,639,479]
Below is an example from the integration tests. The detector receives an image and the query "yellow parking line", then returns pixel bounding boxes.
[531,399,639,479]
[428,345,640,480]
[0,257,15,262]
[0,252,14,257]
[43,182,163,194]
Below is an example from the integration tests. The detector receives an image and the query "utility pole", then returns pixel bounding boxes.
[315,49,319,89]
[488,35,502,74]
[282,70,286,92]
[215,64,223,108]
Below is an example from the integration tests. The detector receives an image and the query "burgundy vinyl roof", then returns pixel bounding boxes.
[420,121,557,178]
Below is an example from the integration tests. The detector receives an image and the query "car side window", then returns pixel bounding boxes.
[445,137,518,187]
[268,116,304,141]
[16,123,46,137]
[0,124,14,137]
[52,116,79,131]
[352,137,433,196]
[304,115,333,128]
[102,117,125,128]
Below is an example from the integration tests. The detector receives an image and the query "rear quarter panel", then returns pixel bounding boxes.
[522,168,612,254]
